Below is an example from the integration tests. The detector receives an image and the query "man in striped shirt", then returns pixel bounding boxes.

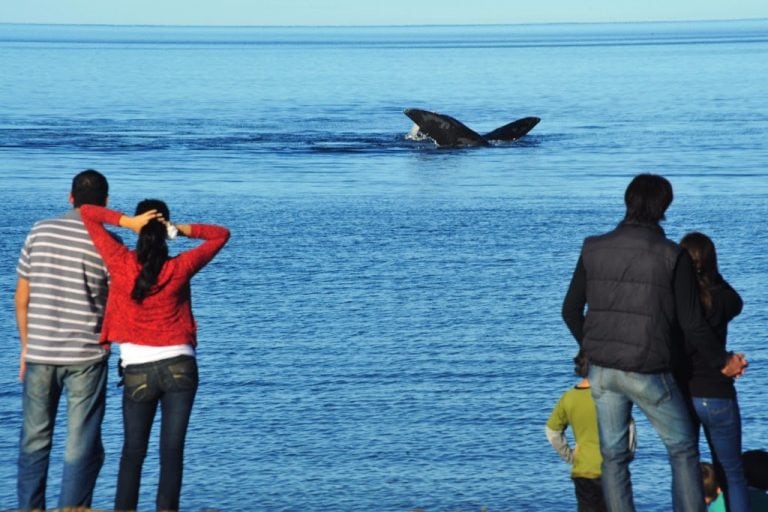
[15,169,111,510]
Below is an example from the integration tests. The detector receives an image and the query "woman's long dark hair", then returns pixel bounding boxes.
[132,199,170,303]
[680,232,718,314]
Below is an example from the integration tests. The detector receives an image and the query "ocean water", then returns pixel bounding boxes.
[0,20,767,511]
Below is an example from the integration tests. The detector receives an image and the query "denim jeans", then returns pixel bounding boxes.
[18,360,107,510]
[589,365,705,512]
[115,355,198,512]
[692,396,749,512]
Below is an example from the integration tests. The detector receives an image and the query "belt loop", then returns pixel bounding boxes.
[116,358,124,387]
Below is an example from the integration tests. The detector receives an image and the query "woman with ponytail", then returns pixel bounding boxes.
[80,199,229,512]
[679,232,748,512]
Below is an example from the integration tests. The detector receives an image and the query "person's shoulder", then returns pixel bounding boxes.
[53,212,88,228]
[659,237,683,260]
[709,276,736,292]
[35,210,82,224]
[561,384,591,400]
[554,386,594,415]
[582,228,614,247]
[29,212,73,230]
[26,213,92,246]
[584,227,613,240]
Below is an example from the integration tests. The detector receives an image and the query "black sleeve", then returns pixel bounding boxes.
[562,256,587,345]
[719,279,743,322]
[674,252,729,370]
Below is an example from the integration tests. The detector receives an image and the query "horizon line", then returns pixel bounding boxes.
[1,17,767,30]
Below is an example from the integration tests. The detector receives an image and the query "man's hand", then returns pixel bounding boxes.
[721,352,748,378]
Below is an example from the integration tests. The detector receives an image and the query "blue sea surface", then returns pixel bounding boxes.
[0,20,767,511]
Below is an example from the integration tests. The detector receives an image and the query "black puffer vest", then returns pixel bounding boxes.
[581,221,682,373]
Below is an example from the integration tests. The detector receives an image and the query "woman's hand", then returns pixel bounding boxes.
[119,209,161,234]
[721,352,748,378]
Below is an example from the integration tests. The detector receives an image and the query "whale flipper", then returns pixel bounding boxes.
[404,108,489,147]
[483,116,541,142]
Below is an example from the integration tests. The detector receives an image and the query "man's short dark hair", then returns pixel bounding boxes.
[624,173,673,224]
[71,169,108,207]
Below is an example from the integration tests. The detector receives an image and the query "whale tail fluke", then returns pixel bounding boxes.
[483,116,541,142]
[404,108,487,147]
[404,108,539,147]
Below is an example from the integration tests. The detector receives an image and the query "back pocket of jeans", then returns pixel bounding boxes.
[639,373,672,406]
[123,372,151,402]
[168,358,198,391]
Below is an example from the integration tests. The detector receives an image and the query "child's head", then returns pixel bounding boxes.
[701,462,721,504]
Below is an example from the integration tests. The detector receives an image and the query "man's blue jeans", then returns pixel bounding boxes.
[18,360,107,510]
[692,396,749,512]
[589,365,705,512]
[115,355,198,512]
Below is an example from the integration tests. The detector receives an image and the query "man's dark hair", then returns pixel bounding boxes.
[624,173,673,224]
[71,169,108,207]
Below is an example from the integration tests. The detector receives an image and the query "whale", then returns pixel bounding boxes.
[404,108,540,148]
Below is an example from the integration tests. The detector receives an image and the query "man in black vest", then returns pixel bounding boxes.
[562,173,747,512]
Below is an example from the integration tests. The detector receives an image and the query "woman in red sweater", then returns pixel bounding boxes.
[81,199,229,512]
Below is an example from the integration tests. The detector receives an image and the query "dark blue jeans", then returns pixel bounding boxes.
[692,397,749,512]
[18,360,107,510]
[115,355,198,512]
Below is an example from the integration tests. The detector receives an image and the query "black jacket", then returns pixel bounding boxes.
[685,278,743,398]
[563,221,729,374]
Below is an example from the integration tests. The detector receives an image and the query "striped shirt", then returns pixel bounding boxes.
[17,209,109,365]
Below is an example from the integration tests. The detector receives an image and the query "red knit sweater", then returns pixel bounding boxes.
[80,205,230,347]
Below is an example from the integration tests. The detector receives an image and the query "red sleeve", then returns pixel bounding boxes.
[79,205,130,269]
[174,224,230,277]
